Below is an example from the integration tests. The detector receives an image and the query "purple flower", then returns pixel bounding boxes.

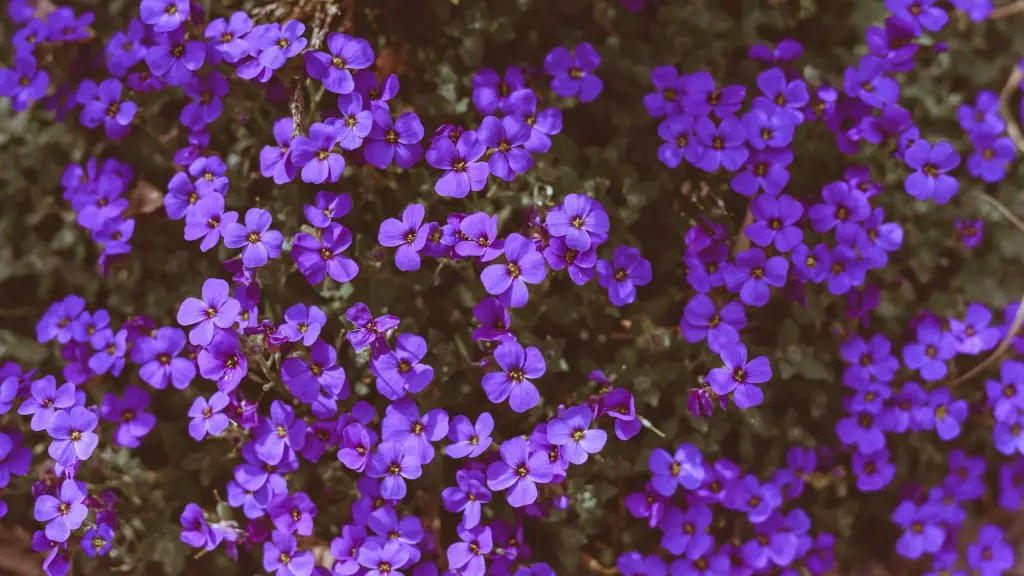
[744,193,804,252]
[916,387,968,441]
[382,398,449,464]
[180,503,221,550]
[649,443,705,496]
[547,405,607,464]
[304,32,374,95]
[808,181,871,243]
[223,208,285,268]
[471,66,525,115]
[723,248,788,307]
[197,329,248,393]
[597,246,652,307]
[950,303,1001,355]
[545,194,610,252]
[79,79,136,140]
[47,406,99,466]
[448,525,493,576]
[866,17,920,72]
[345,303,399,355]
[253,20,307,70]
[81,523,114,557]
[840,333,899,386]
[337,422,377,472]
[365,109,424,169]
[184,194,237,252]
[680,295,746,353]
[139,0,189,32]
[753,67,809,123]
[88,329,128,376]
[456,212,503,261]
[37,294,86,344]
[205,12,253,63]
[486,437,554,508]
[34,480,88,543]
[967,135,1015,183]
[707,343,772,409]
[261,118,299,184]
[282,339,348,403]
[357,540,411,576]
[146,30,206,86]
[693,115,749,172]
[264,530,315,576]
[967,525,1014,576]
[371,333,434,400]
[292,223,360,285]
[278,304,327,347]
[958,90,1004,136]
[71,309,110,347]
[477,115,533,181]
[187,392,230,441]
[19,376,76,432]
[506,88,563,153]
[892,501,945,559]
[744,107,794,150]
[304,191,352,229]
[903,140,960,203]
[426,130,488,198]
[644,66,686,117]
[446,412,494,458]
[543,237,598,286]
[442,469,492,528]
[176,278,240,346]
[657,114,702,168]
[662,504,715,559]
[903,322,958,382]
[181,72,229,129]
[618,553,668,576]
[544,43,603,102]
[836,407,886,453]
[291,122,346,184]
[378,204,429,272]
[269,492,318,536]
[853,448,896,492]
[0,55,49,112]
[354,69,400,110]
[683,71,746,117]
[481,339,545,413]
[887,0,948,33]
[481,233,547,308]
[254,401,307,466]
[100,385,156,448]
[471,298,513,343]
[367,441,422,500]
[133,326,196,390]
[333,93,374,150]
[843,56,899,108]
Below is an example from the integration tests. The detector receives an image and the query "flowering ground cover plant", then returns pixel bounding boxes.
[3,0,1024,574]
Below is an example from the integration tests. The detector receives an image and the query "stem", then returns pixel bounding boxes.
[977,192,1024,236]
[990,0,1024,19]
[997,65,1024,155]
[638,415,666,438]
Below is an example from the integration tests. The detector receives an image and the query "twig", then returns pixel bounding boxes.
[951,292,1024,388]
[638,415,666,438]
[997,65,1024,154]
[731,205,753,256]
[991,0,1024,19]
[580,553,619,576]
[977,191,1024,236]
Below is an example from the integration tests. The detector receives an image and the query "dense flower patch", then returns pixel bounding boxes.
[3,0,1024,574]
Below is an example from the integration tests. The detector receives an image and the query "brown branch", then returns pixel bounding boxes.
[977,191,1024,236]
[997,65,1024,154]
[731,205,754,256]
[991,0,1024,19]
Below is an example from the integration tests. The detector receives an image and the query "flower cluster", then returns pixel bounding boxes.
[1,0,1023,574]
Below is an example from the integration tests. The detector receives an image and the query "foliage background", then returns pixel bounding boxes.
[2,0,1024,573]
